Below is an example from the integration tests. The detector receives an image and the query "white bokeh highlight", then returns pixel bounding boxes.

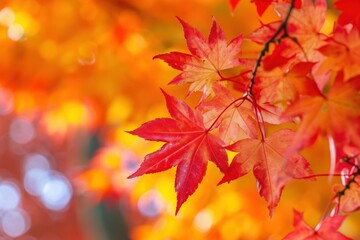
[39,172,73,211]
[7,23,24,41]
[1,209,30,238]
[137,190,164,217]
[194,210,213,232]
[0,181,21,211]
[9,118,35,144]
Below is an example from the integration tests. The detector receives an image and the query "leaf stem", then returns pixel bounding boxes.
[206,96,247,132]
[297,154,360,229]
[315,195,338,231]
[295,173,350,180]
[218,70,251,82]
[252,99,266,140]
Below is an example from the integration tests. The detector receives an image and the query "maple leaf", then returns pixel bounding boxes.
[318,25,360,81]
[128,90,228,213]
[229,0,273,15]
[247,21,282,44]
[333,148,360,214]
[335,0,360,31]
[283,75,360,151]
[274,0,326,38]
[247,0,328,89]
[248,0,325,43]
[283,0,302,8]
[254,100,287,124]
[334,175,360,213]
[262,41,295,71]
[219,129,313,216]
[197,84,258,144]
[283,210,351,240]
[248,0,326,69]
[255,62,320,107]
[228,0,301,16]
[154,17,243,98]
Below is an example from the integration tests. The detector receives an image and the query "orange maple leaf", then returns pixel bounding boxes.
[283,75,360,150]
[334,175,360,213]
[219,129,313,216]
[255,62,319,107]
[154,17,243,98]
[318,25,360,81]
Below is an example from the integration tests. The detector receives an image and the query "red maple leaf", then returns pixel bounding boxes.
[247,0,328,90]
[335,0,360,31]
[128,90,228,213]
[283,75,360,151]
[247,21,282,44]
[248,0,326,65]
[255,61,320,107]
[219,129,313,216]
[284,210,351,240]
[318,25,360,81]
[154,17,243,98]
[262,41,295,71]
[274,0,326,37]
[229,0,301,16]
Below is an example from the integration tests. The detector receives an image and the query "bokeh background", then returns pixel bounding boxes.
[0,0,359,239]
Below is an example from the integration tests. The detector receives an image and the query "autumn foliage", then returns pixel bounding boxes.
[129,0,360,238]
[1,0,360,239]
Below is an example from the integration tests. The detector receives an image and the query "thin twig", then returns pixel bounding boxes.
[295,173,350,180]
[206,97,247,132]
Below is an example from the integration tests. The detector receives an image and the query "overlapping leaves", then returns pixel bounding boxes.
[130,1,360,236]
[284,75,360,150]
[284,210,350,240]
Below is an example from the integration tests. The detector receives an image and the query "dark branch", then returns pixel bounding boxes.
[247,0,296,95]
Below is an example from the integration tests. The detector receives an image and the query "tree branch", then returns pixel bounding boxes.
[248,0,296,95]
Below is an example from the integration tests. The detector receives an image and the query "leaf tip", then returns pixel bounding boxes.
[160,88,169,98]
[125,129,135,135]
[217,175,231,186]
[268,207,274,218]
[127,166,144,179]
[175,205,181,215]
[229,0,240,12]
[127,172,139,179]
[125,127,143,138]
[217,180,224,186]
[160,88,176,108]
[152,54,161,60]
[175,196,186,215]
[176,16,187,28]
[210,16,218,25]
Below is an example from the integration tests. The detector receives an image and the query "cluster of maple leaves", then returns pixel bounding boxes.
[129,0,360,238]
